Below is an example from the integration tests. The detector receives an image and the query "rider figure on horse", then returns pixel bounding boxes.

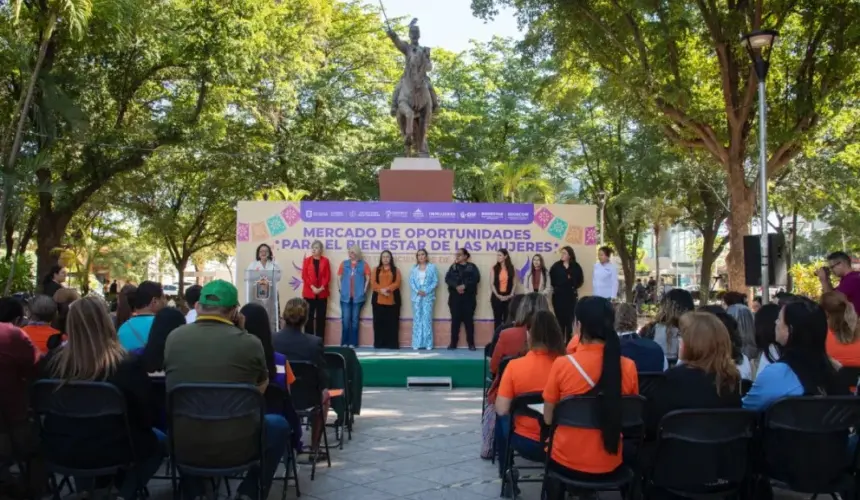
[386,19,440,117]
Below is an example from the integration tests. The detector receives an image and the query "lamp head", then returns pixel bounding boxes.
[741,29,778,80]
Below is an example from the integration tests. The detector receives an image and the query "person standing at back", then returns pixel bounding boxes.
[164,280,289,500]
[116,281,165,351]
[302,240,332,341]
[818,251,860,315]
[41,265,67,299]
[337,245,371,347]
[549,246,584,340]
[592,246,619,301]
[490,249,517,332]
[184,285,202,324]
[445,248,481,350]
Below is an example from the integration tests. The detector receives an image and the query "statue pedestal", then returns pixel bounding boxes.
[378,157,454,202]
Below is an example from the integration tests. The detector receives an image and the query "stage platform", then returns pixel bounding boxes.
[355,348,485,388]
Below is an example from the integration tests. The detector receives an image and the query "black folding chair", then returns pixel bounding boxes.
[542,395,645,499]
[290,360,332,480]
[324,351,352,449]
[499,392,544,499]
[740,378,753,397]
[31,380,140,500]
[638,372,665,402]
[838,366,860,395]
[646,408,758,499]
[167,383,275,500]
[481,343,494,416]
[491,355,521,466]
[761,396,860,499]
[265,384,301,498]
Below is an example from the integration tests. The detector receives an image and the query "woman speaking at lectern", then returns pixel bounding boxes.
[245,243,281,332]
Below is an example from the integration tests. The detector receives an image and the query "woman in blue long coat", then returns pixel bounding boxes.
[410,248,438,349]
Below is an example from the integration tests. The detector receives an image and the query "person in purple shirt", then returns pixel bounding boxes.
[817,251,860,314]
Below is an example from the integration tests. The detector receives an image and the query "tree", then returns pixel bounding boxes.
[473,0,860,291]
[646,198,683,299]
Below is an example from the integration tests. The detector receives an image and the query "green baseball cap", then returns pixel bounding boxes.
[198,280,239,308]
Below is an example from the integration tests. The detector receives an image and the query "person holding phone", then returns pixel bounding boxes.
[817,251,860,314]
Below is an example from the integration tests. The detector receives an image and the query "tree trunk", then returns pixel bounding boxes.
[725,166,755,292]
[699,227,718,302]
[613,235,637,302]
[787,206,798,292]
[654,226,661,300]
[176,259,188,297]
[0,16,57,247]
[36,212,71,287]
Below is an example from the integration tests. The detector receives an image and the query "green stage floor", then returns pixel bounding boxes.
[356,348,485,388]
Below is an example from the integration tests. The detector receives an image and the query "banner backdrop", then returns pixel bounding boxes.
[236,201,597,346]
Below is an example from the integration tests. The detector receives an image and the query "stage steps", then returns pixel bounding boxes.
[406,376,453,390]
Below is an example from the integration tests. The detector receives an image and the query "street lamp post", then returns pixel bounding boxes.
[742,29,778,305]
[598,190,607,246]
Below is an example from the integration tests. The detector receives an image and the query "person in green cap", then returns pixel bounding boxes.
[163,279,290,500]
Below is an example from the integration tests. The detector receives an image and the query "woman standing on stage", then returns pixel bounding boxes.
[301,240,331,341]
[337,245,371,347]
[372,250,402,349]
[490,249,517,331]
[549,246,584,340]
[446,248,481,351]
[245,243,282,333]
[409,249,438,350]
[523,254,552,295]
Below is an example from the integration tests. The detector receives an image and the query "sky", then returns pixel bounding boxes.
[362,0,523,53]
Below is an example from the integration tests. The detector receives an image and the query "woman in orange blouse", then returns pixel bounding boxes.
[543,296,639,487]
[821,291,860,367]
[372,250,402,349]
[491,249,517,331]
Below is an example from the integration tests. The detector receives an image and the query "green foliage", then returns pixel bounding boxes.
[0,253,34,293]
[790,261,825,299]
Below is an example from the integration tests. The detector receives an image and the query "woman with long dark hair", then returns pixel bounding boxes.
[371,250,402,349]
[755,303,782,373]
[240,302,279,383]
[549,246,583,340]
[141,308,186,372]
[115,284,137,329]
[744,299,848,410]
[523,253,551,295]
[245,243,282,333]
[542,296,638,482]
[41,264,67,298]
[490,249,517,331]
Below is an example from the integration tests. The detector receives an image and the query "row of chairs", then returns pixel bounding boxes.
[502,394,860,500]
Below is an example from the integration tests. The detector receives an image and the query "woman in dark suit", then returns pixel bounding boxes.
[549,246,583,340]
[301,240,332,340]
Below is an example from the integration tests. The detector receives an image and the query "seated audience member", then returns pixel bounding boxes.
[38,296,164,499]
[698,306,753,380]
[751,296,763,314]
[614,303,667,372]
[21,295,62,354]
[0,321,42,494]
[115,284,137,329]
[743,299,848,411]
[184,284,202,324]
[755,304,782,374]
[495,311,565,486]
[48,288,81,340]
[273,298,329,451]
[542,297,639,488]
[642,289,695,363]
[722,291,746,308]
[117,281,165,351]
[821,291,860,367]
[141,308,186,373]
[164,280,288,500]
[484,292,550,459]
[0,297,25,326]
[727,303,758,361]
[489,294,525,354]
[647,312,741,433]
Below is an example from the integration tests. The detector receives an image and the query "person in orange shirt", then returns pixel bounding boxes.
[495,310,565,485]
[821,291,860,367]
[371,250,403,349]
[543,296,639,493]
[490,249,517,331]
[21,295,62,354]
[482,292,550,459]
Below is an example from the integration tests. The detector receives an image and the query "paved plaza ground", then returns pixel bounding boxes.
[134,387,804,500]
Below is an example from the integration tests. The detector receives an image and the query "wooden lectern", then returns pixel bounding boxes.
[378,158,454,202]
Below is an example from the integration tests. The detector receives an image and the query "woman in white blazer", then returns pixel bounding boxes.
[523,254,552,295]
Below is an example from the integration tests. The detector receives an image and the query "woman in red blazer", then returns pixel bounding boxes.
[301,240,331,340]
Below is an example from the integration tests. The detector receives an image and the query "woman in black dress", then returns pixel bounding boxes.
[549,246,583,340]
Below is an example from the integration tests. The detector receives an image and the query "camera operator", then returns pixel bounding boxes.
[816,251,860,312]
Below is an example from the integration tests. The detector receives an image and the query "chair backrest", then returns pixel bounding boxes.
[762,396,860,489]
[638,372,665,401]
[651,409,757,490]
[510,391,544,421]
[837,366,860,393]
[498,355,520,380]
[31,379,127,419]
[740,378,753,397]
[324,351,348,392]
[167,383,264,422]
[289,360,324,411]
[553,395,645,430]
